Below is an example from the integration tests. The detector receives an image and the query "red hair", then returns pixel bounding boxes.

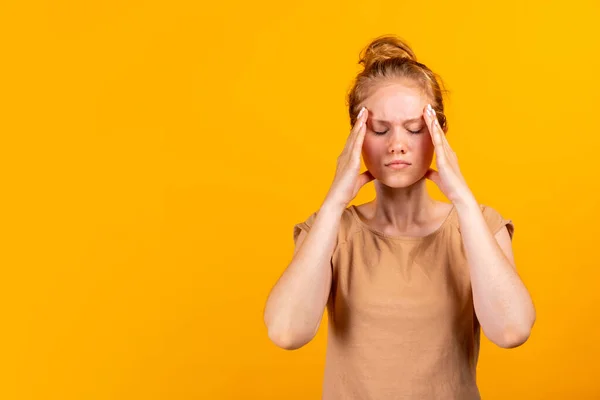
[347,35,448,131]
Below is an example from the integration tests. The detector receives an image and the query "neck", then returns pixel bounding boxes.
[372,178,437,230]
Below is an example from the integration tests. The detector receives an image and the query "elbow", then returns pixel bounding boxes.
[267,326,312,350]
[264,314,317,350]
[490,304,537,349]
[263,301,321,350]
[493,318,536,349]
[494,328,531,349]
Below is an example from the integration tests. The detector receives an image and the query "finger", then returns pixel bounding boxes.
[350,107,367,139]
[429,116,447,165]
[425,105,452,162]
[432,117,453,159]
[425,106,444,149]
[341,107,366,157]
[427,109,455,158]
[351,109,369,158]
[431,117,445,148]
[433,117,452,152]
[433,118,458,162]
[350,107,368,148]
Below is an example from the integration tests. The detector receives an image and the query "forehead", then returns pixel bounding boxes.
[362,81,428,122]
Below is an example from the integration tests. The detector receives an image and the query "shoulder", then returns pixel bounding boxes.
[477,204,515,239]
[292,205,362,247]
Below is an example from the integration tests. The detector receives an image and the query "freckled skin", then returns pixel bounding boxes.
[360,80,439,188]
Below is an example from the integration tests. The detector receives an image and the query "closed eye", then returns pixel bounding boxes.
[373,128,422,135]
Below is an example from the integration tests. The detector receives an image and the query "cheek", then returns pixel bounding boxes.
[421,137,435,158]
[361,137,383,165]
[413,135,434,155]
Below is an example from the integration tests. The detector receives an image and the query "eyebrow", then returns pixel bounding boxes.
[370,116,424,124]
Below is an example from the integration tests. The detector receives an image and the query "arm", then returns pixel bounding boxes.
[263,200,344,350]
[422,103,535,349]
[456,197,536,348]
[264,106,373,350]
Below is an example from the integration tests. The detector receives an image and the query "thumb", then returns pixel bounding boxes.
[425,168,441,185]
[357,170,375,188]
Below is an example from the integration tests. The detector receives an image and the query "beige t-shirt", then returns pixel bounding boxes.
[293,203,514,400]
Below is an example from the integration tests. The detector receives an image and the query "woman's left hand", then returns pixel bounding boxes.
[423,104,474,205]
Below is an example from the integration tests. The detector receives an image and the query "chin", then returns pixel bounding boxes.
[375,173,424,188]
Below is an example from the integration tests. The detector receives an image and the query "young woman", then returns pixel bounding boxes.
[263,35,536,399]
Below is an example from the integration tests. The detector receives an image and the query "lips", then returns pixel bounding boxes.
[386,160,411,166]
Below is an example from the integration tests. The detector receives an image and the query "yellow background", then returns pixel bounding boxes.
[2,0,599,398]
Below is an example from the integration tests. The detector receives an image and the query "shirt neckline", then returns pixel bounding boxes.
[348,203,456,241]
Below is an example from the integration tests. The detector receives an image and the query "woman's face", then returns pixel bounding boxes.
[359,80,438,188]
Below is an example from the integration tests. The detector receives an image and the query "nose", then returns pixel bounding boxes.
[388,130,408,154]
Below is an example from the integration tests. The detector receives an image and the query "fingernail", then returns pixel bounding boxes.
[427,104,434,115]
[358,107,365,119]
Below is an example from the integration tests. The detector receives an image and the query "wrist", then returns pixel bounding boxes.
[320,197,348,216]
[453,192,479,213]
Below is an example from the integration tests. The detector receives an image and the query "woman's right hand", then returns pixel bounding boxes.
[324,107,375,208]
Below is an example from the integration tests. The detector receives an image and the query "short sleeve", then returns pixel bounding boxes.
[481,204,514,240]
[293,211,318,246]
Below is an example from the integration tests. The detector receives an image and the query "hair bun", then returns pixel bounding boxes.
[359,35,417,71]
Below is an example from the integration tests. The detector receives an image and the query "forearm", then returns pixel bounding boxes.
[455,196,536,348]
[264,200,345,349]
